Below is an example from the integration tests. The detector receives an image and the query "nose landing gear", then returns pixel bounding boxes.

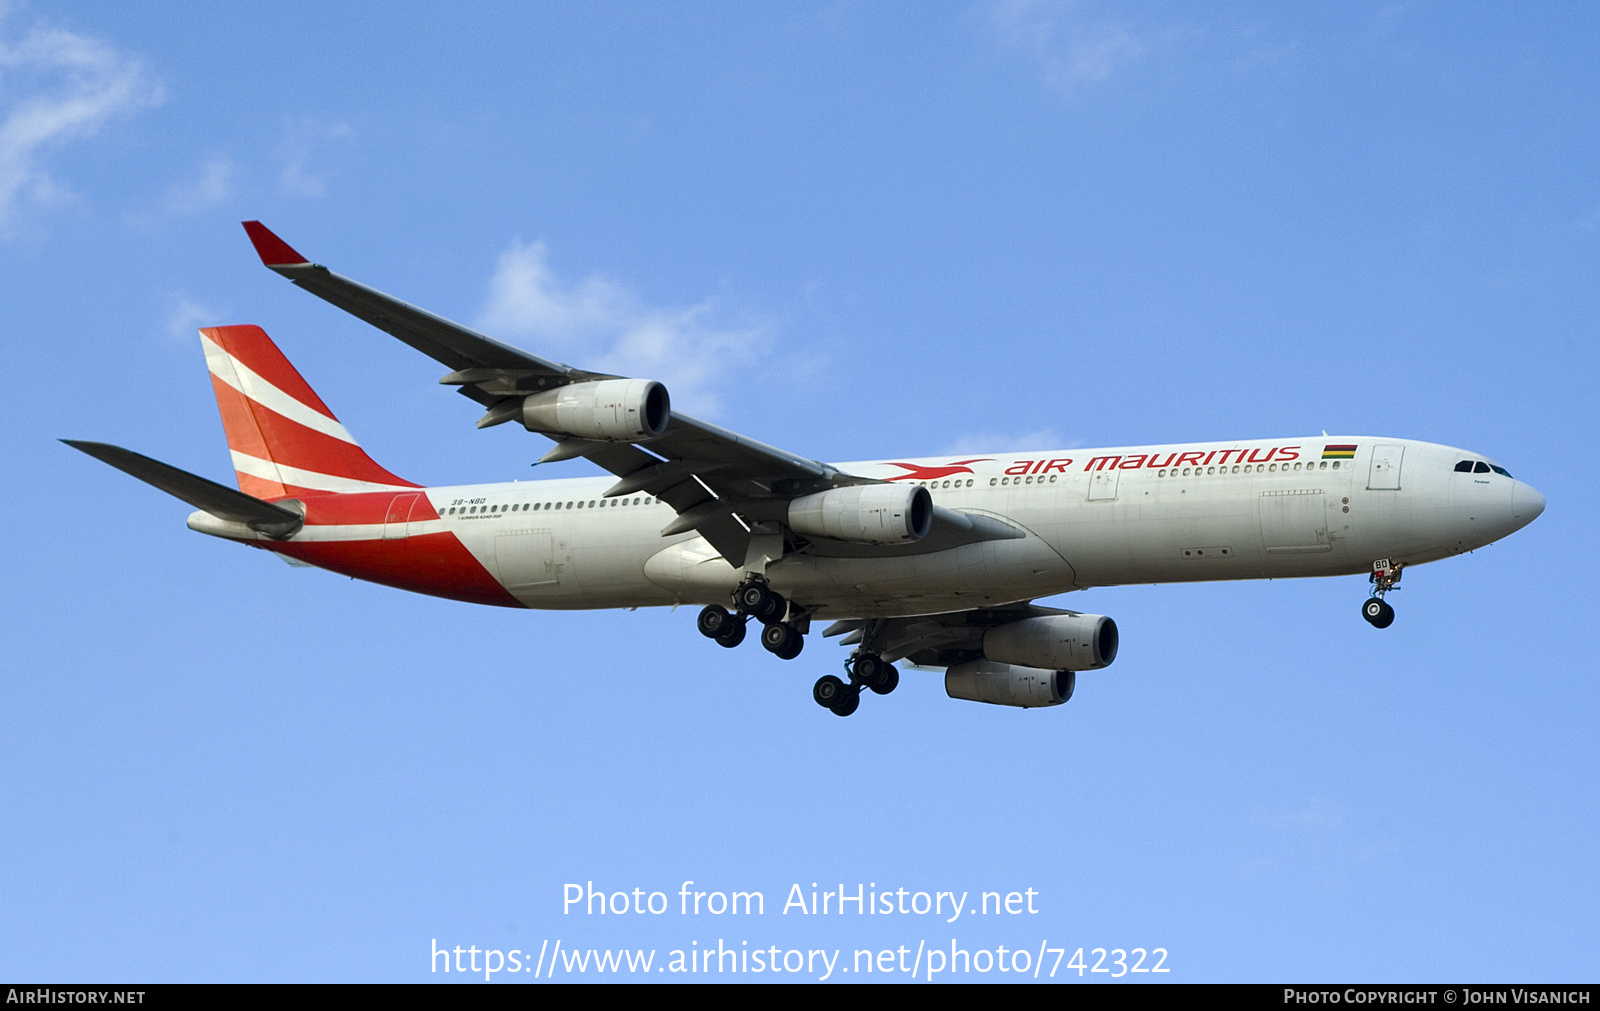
[1362,559,1402,628]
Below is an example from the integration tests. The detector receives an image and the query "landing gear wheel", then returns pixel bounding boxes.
[1362,597,1395,628]
[760,622,804,660]
[850,653,885,685]
[813,675,848,709]
[735,583,767,612]
[714,615,747,648]
[734,582,787,624]
[697,605,733,639]
[868,663,899,696]
[829,687,860,717]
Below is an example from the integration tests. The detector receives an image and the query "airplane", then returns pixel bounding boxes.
[64,222,1547,716]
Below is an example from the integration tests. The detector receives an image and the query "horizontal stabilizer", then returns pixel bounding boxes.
[62,440,303,538]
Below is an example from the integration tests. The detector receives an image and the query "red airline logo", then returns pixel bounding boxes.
[884,459,992,481]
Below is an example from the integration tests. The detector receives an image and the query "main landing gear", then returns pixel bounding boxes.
[698,580,902,717]
[812,652,899,718]
[1362,558,1403,629]
[697,578,805,657]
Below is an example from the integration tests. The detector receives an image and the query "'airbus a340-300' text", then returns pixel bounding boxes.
[67,222,1546,716]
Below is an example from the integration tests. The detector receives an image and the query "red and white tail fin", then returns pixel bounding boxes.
[199,324,418,499]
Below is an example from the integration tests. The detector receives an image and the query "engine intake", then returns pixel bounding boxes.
[982,613,1118,671]
[945,661,1075,708]
[520,379,670,442]
[787,484,933,545]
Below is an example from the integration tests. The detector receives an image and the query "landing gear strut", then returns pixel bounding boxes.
[812,651,898,717]
[1362,559,1402,628]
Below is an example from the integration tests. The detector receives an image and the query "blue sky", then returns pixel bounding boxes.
[2,1,1596,983]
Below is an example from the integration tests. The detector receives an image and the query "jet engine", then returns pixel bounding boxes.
[787,484,933,545]
[982,613,1118,671]
[945,660,1075,708]
[520,379,671,442]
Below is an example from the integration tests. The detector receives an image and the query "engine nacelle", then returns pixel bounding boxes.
[982,614,1118,671]
[945,661,1075,709]
[520,379,670,442]
[787,484,933,545]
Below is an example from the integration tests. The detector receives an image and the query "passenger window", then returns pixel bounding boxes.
[1474,462,1491,474]
[1455,460,1474,472]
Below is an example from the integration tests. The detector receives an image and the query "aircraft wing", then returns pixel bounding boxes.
[242,221,1007,565]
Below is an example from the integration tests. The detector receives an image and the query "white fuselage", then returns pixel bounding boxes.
[348,436,1540,620]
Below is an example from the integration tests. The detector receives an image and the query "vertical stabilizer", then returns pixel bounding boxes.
[199,324,418,498]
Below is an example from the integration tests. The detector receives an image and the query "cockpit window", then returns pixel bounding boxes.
[1455,459,1512,477]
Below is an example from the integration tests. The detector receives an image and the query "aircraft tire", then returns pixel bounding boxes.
[1362,598,1395,628]
[762,623,804,660]
[868,664,899,695]
[851,654,884,686]
[714,616,747,648]
[735,583,787,624]
[813,674,847,708]
[776,628,803,660]
[756,591,787,624]
[698,605,733,639]
[829,687,861,717]
[760,622,789,653]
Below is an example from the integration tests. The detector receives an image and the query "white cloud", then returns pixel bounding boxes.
[942,428,1069,455]
[0,16,162,226]
[476,240,766,416]
[164,294,226,342]
[277,119,351,198]
[162,153,233,214]
[992,0,1145,96]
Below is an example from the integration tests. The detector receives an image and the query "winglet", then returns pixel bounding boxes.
[242,220,309,266]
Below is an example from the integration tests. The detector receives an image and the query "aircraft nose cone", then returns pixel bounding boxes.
[1513,481,1546,522]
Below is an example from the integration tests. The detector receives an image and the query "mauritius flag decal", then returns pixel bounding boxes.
[1322,444,1358,460]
